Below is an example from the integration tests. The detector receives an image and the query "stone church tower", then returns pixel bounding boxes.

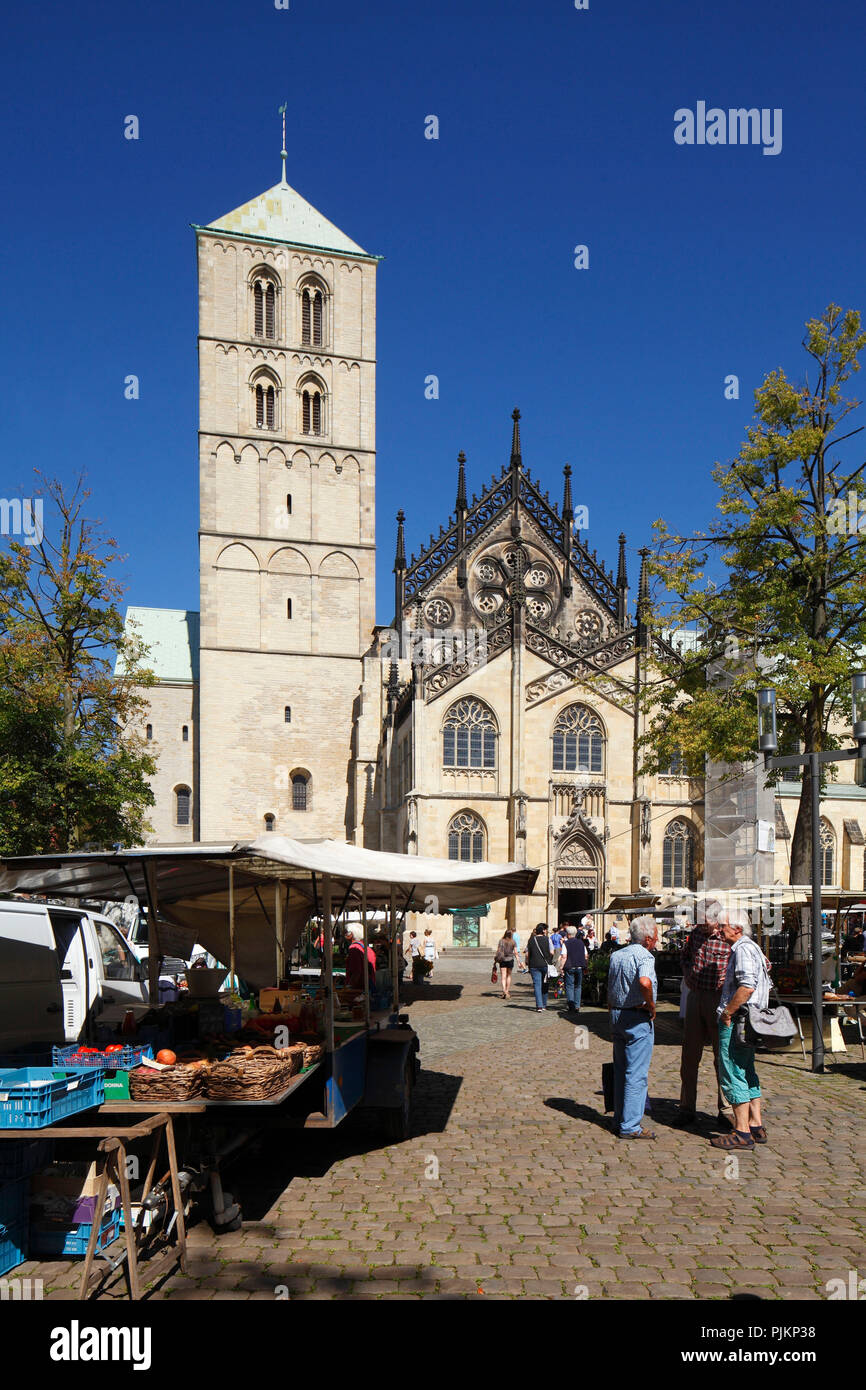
[193,162,379,841]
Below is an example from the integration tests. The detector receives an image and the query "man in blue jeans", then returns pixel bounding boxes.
[606,915,659,1140]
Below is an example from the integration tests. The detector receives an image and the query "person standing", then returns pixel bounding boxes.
[526,924,553,1012]
[673,900,732,1130]
[494,929,519,999]
[344,924,377,992]
[560,924,587,1014]
[406,931,424,984]
[606,915,659,1140]
[710,911,770,1151]
[421,928,439,982]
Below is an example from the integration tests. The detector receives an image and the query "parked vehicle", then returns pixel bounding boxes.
[0,899,149,1054]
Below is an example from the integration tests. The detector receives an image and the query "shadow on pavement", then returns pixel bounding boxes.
[400,984,463,1003]
[228,1068,463,1222]
[544,1096,613,1133]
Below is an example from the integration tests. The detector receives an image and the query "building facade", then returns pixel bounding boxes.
[128,168,866,945]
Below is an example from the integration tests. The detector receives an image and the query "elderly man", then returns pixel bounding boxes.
[344,923,377,992]
[673,898,732,1130]
[710,910,769,1151]
[606,915,659,1140]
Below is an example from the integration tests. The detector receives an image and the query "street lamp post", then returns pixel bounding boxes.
[758,675,866,1073]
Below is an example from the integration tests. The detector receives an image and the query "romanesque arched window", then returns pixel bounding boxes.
[252,369,279,430]
[820,818,835,886]
[251,269,279,340]
[175,786,191,827]
[264,812,276,832]
[552,705,605,774]
[299,275,328,347]
[448,810,486,863]
[442,698,497,770]
[300,376,325,436]
[662,818,695,889]
[292,771,310,811]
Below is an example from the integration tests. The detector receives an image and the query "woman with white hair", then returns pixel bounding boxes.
[344,921,377,992]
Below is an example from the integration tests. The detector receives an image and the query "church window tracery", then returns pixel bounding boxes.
[552,705,604,774]
[662,818,695,889]
[442,698,497,770]
[447,810,486,862]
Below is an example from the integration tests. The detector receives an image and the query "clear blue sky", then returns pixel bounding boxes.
[2,0,864,623]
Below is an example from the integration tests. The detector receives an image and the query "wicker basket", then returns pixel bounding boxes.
[129,1061,207,1102]
[301,1044,324,1068]
[203,1045,300,1101]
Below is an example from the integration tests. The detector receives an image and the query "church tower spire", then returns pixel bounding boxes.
[393,510,406,625]
[561,464,573,597]
[616,533,629,627]
[509,409,522,539]
[636,547,650,648]
[456,452,468,589]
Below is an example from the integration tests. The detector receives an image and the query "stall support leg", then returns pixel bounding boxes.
[78,1153,112,1300]
[115,1139,141,1301]
[164,1116,187,1270]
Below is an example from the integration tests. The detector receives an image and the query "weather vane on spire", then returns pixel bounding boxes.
[279,101,288,184]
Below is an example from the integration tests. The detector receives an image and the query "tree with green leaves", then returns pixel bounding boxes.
[640,304,866,884]
[0,475,157,854]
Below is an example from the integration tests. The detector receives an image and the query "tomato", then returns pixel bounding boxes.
[155,1049,177,1066]
[104,1044,124,1054]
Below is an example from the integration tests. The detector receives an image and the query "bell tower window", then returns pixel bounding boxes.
[298,276,328,348]
[252,270,279,341]
[300,378,326,436]
[252,370,280,431]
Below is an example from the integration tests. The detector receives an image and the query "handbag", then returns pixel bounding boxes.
[741,998,796,1048]
[491,964,498,984]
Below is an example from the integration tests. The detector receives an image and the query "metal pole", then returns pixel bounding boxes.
[361,881,370,1028]
[810,752,825,1073]
[143,861,162,1006]
[274,880,283,983]
[322,874,335,1065]
[228,865,236,991]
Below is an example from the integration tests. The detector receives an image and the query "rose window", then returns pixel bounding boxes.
[476,590,502,614]
[526,566,550,588]
[476,560,499,583]
[526,595,551,622]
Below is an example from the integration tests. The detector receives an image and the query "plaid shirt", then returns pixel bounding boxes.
[681,927,730,993]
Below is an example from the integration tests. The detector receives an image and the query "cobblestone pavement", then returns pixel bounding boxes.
[19,961,866,1301]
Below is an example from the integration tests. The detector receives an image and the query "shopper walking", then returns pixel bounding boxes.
[406,931,424,984]
[606,915,659,1140]
[710,911,770,1151]
[526,924,553,1012]
[560,924,588,1014]
[494,930,519,999]
[673,899,732,1130]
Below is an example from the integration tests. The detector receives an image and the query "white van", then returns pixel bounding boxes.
[0,899,149,1055]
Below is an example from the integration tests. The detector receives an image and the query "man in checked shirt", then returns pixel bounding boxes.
[671,898,733,1131]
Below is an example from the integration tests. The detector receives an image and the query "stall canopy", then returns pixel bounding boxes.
[0,838,539,986]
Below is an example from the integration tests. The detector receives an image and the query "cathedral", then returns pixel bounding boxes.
[127,164,866,947]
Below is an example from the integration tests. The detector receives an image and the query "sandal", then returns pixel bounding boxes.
[709,1131,755,1150]
[750,1125,768,1144]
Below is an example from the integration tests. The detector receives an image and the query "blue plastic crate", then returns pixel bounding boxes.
[30,1207,120,1258]
[0,1218,27,1276]
[52,1043,154,1071]
[0,1069,104,1129]
[0,1138,53,1182]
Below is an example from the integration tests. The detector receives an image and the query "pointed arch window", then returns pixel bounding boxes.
[448,810,486,863]
[442,698,497,770]
[662,818,695,890]
[252,271,279,340]
[552,705,604,774]
[820,818,835,886]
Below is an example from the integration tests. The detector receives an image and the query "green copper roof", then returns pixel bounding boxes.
[120,608,200,684]
[204,178,368,256]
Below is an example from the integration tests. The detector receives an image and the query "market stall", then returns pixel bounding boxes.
[0,838,537,1293]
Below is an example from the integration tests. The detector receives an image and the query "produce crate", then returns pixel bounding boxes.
[30,1207,121,1258]
[0,1138,54,1182]
[0,1069,104,1130]
[53,1043,154,1071]
[0,1218,27,1276]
